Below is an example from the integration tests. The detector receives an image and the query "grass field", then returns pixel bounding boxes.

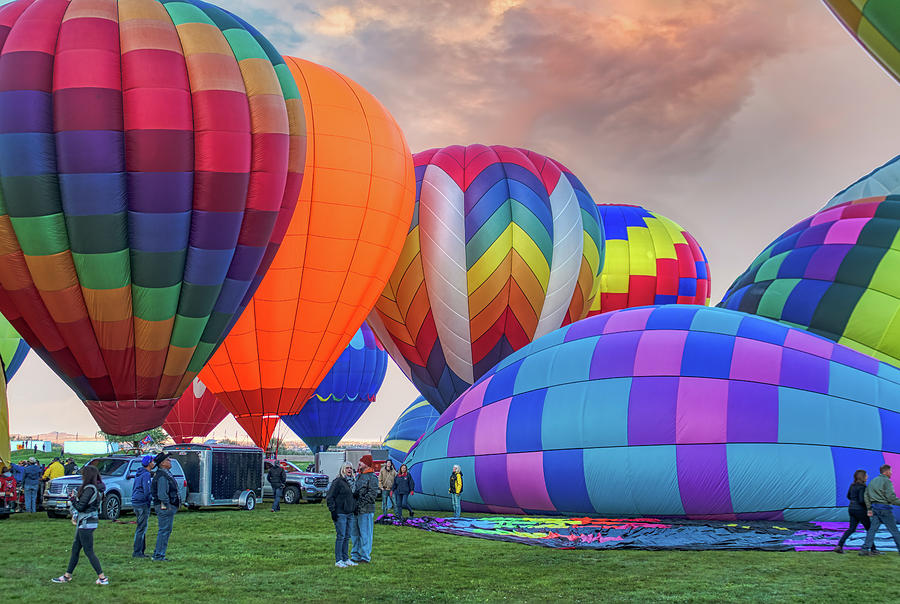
[2,501,899,602]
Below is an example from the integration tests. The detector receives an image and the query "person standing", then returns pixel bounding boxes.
[326,462,357,568]
[43,457,65,481]
[131,455,155,558]
[449,465,463,518]
[63,458,78,476]
[392,464,415,520]
[50,465,109,585]
[150,452,180,562]
[834,469,876,553]
[860,464,900,555]
[267,461,287,512]
[378,460,397,516]
[350,455,378,564]
[22,458,42,513]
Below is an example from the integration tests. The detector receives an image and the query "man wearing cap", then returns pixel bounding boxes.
[42,457,65,481]
[22,458,42,512]
[349,455,378,564]
[131,455,155,558]
[63,458,78,476]
[150,452,180,562]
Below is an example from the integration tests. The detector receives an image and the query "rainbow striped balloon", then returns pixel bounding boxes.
[369,145,603,412]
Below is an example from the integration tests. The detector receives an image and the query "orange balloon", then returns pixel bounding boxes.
[199,57,415,448]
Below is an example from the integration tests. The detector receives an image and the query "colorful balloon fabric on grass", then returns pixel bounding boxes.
[719,197,900,368]
[406,305,900,521]
[824,0,900,83]
[369,145,604,413]
[200,57,415,448]
[0,0,305,434]
[383,395,441,467]
[162,379,229,444]
[0,313,28,381]
[587,204,710,316]
[281,323,387,452]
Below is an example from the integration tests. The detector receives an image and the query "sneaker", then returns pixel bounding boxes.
[133,553,148,558]
[51,575,71,583]
[335,560,347,568]
[344,560,358,566]
[96,577,109,585]
[833,546,843,554]
[357,559,370,564]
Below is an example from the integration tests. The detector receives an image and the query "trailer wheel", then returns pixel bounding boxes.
[283,486,300,504]
[243,493,256,511]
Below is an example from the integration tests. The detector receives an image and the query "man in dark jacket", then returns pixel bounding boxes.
[63,458,77,476]
[131,455,155,558]
[860,464,900,555]
[150,452,180,562]
[349,455,379,564]
[22,458,42,512]
[267,461,287,512]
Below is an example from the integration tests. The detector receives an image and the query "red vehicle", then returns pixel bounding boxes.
[0,473,16,519]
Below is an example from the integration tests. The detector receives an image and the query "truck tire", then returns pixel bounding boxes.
[100,493,121,521]
[283,486,300,504]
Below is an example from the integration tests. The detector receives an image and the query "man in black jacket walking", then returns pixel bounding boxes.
[267,461,287,512]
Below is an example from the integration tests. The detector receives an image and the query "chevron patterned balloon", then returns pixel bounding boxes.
[369,145,604,412]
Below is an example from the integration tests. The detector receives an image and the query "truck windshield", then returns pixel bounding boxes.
[281,461,301,472]
[88,459,128,476]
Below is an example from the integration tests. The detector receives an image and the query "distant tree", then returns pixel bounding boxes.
[98,428,168,450]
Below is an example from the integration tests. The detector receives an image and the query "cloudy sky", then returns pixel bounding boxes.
[7,0,900,444]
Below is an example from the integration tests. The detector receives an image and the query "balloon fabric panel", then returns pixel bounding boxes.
[0,313,27,381]
[824,0,900,84]
[719,197,900,368]
[0,0,304,434]
[162,378,229,444]
[405,305,900,520]
[280,322,388,451]
[369,145,604,412]
[383,395,440,467]
[199,57,415,448]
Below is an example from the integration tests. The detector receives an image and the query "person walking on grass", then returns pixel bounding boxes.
[350,455,378,564]
[378,460,397,516]
[22,458,41,512]
[834,469,877,553]
[151,452,181,562]
[326,462,357,568]
[449,464,463,518]
[860,464,900,555]
[51,465,109,585]
[267,461,287,512]
[131,455,155,558]
[393,464,415,520]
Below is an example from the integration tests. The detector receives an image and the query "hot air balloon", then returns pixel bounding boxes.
[383,396,440,468]
[162,379,228,444]
[281,323,387,452]
[0,314,28,381]
[825,154,900,209]
[368,145,604,413]
[199,57,415,448]
[407,305,900,520]
[586,204,710,316]
[719,197,900,368]
[824,0,900,83]
[0,0,305,435]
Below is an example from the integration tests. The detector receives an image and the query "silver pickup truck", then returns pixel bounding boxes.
[43,456,187,521]
[263,459,328,504]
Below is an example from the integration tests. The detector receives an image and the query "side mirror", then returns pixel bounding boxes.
[126,473,135,480]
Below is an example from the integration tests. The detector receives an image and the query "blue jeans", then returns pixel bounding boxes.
[153,505,177,560]
[350,512,374,562]
[381,490,394,515]
[395,493,413,518]
[272,487,283,511]
[133,505,151,556]
[24,485,38,512]
[450,493,461,517]
[863,507,900,551]
[334,513,352,562]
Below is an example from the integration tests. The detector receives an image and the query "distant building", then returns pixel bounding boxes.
[10,440,52,452]
[62,441,120,455]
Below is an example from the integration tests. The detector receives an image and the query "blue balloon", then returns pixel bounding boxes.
[281,323,387,451]
[383,396,441,468]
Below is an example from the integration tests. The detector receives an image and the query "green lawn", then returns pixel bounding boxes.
[1,502,898,602]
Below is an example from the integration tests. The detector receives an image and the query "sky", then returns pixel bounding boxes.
[6,0,900,444]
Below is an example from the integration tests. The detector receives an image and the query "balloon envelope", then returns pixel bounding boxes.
[369,145,604,413]
[0,0,305,434]
[162,379,229,445]
[406,305,900,520]
[200,57,415,448]
[824,0,900,83]
[587,204,710,316]
[0,313,28,381]
[825,154,900,209]
[383,395,440,468]
[281,323,387,451]
[719,197,900,368]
